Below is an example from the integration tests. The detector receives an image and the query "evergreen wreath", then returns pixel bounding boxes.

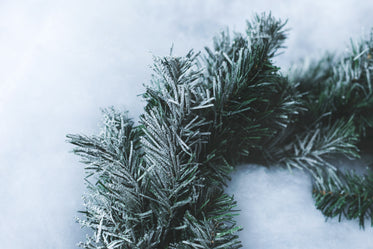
[67,13,373,248]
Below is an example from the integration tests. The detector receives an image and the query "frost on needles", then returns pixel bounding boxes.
[67,13,373,248]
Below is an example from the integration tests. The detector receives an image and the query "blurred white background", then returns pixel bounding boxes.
[1,0,373,248]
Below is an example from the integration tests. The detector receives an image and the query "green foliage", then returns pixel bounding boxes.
[314,170,373,228]
[68,51,243,248]
[272,118,360,187]
[141,52,241,248]
[201,13,301,163]
[67,109,154,248]
[291,32,373,135]
[289,30,373,227]
[68,13,373,248]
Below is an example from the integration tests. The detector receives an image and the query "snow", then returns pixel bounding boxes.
[226,165,373,249]
[1,0,373,248]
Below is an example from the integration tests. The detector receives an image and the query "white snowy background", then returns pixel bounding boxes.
[1,0,373,248]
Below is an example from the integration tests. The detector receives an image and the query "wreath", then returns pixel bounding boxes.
[68,13,373,248]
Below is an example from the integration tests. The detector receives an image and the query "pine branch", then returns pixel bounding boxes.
[201,13,301,164]
[290,30,373,135]
[288,30,373,227]
[270,118,360,188]
[68,13,373,247]
[141,51,242,247]
[313,170,373,228]
[67,108,157,248]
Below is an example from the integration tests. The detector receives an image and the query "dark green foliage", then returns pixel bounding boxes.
[314,170,373,228]
[201,13,301,164]
[271,118,360,187]
[141,52,241,248]
[67,109,156,248]
[68,51,243,248]
[289,30,373,227]
[68,13,373,248]
[291,32,373,135]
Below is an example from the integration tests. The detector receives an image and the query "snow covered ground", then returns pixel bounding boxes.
[1,0,373,248]
[226,164,373,249]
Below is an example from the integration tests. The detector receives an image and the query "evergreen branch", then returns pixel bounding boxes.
[141,51,242,247]
[313,171,373,228]
[267,117,359,190]
[288,30,373,227]
[290,30,373,136]
[68,109,165,249]
[201,13,300,163]
[68,14,373,248]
